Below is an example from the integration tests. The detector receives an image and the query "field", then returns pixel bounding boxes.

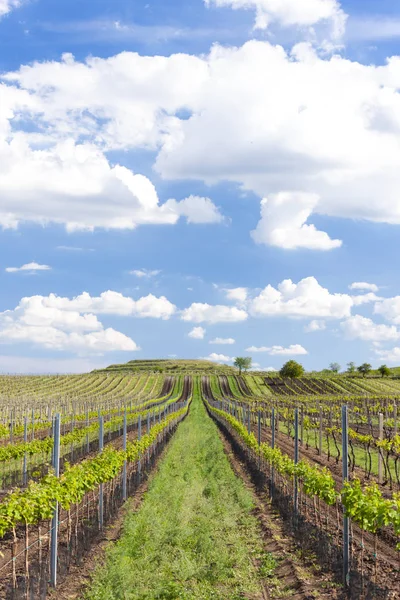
[0,361,399,599]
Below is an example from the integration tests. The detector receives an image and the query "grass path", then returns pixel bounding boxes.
[85,381,269,600]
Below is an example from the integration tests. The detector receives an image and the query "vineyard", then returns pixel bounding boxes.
[0,361,399,598]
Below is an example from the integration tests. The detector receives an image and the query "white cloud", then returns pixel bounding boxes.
[209,337,235,344]
[374,297,400,325]
[0,325,137,353]
[5,262,51,273]
[340,315,400,342]
[374,347,400,364]
[224,287,248,304]
[349,282,379,293]
[153,42,400,244]
[130,269,161,278]
[181,303,248,323]
[249,276,352,319]
[251,192,342,250]
[351,292,381,306]
[304,319,326,332]
[35,291,176,319]
[202,353,233,362]
[204,0,346,37]
[188,326,206,339]
[163,195,224,224]
[264,366,278,372]
[0,0,21,18]
[0,294,139,354]
[7,42,400,246]
[246,344,308,355]
[0,136,183,231]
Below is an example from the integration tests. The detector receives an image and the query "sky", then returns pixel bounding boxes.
[2,0,400,373]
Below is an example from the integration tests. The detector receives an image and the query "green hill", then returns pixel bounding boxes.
[94,359,236,374]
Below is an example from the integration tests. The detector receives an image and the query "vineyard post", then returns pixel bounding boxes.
[300,407,304,446]
[86,406,89,453]
[319,406,323,455]
[394,404,398,437]
[378,413,383,484]
[23,416,28,486]
[122,409,127,501]
[99,416,104,530]
[271,408,275,498]
[342,405,350,588]
[247,408,251,434]
[294,408,299,520]
[50,413,61,588]
[9,409,13,443]
[147,412,150,434]
[31,408,34,441]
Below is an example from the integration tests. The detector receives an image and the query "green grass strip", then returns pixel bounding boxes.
[86,382,267,600]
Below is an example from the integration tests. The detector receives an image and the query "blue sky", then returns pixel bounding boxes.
[1,0,400,373]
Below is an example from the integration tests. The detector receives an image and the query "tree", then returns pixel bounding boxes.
[329,362,341,373]
[347,362,356,374]
[378,364,391,378]
[234,357,252,375]
[357,363,372,378]
[279,360,305,378]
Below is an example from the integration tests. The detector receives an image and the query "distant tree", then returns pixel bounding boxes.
[280,360,305,379]
[347,362,356,374]
[378,364,391,378]
[329,362,341,373]
[357,363,372,378]
[234,357,252,375]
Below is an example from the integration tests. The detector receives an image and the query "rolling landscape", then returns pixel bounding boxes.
[2,0,400,598]
[0,359,399,598]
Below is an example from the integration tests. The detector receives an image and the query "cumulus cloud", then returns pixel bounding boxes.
[249,276,352,319]
[0,137,183,231]
[0,294,139,354]
[188,326,206,339]
[351,292,382,306]
[130,269,161,278]
[304,319,326,332]
[181,303,248,323]
[204,0,346,36]
[163,195,224,224]
[224,288,248,304]
[349,282,379,293]
[34,291,177,319]
[202,353,233,362]
[374,347,400,363]
[251,193,342,251]
[0,0,21,18]
[246,344,308,355]
[374,297,400,324]
[6,41,400,246]
[340,315,400,342]
[5,262,51,273]
[209,337,235,344]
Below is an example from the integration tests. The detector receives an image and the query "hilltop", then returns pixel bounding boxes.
[93,358,236,374]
